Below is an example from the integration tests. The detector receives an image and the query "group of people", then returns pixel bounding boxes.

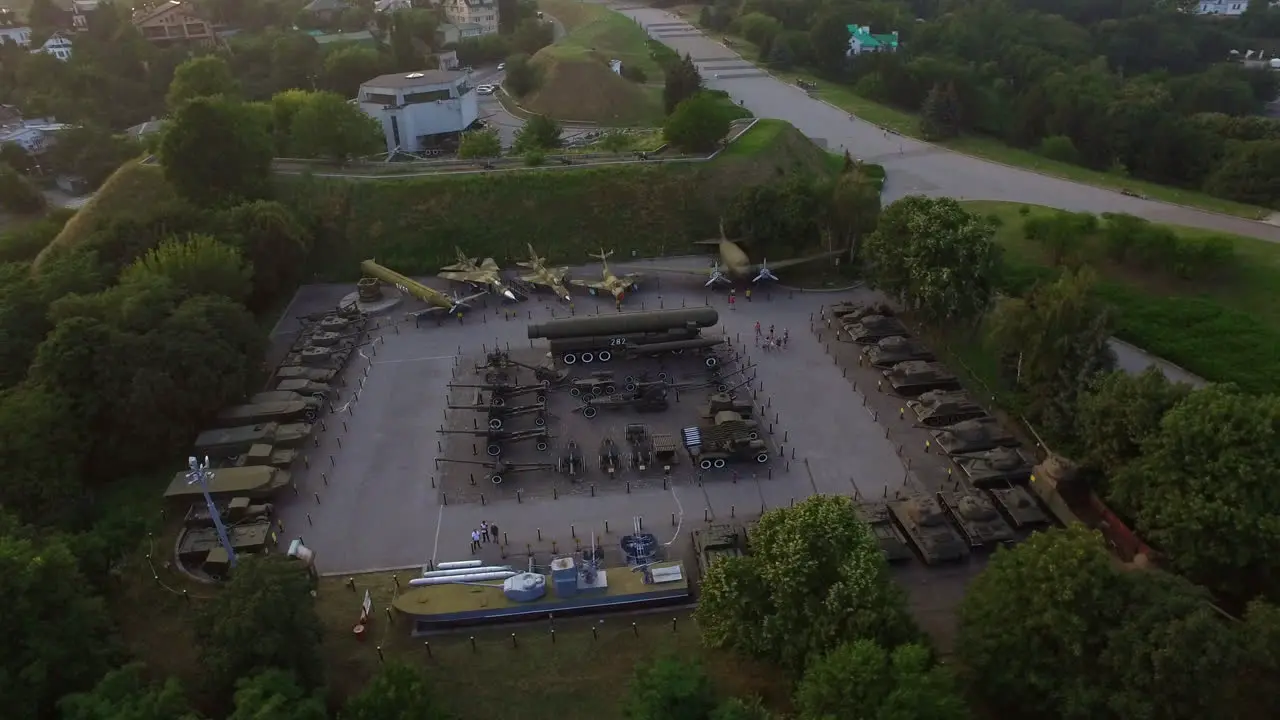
[754,321,789,351]
[469,521,500,552]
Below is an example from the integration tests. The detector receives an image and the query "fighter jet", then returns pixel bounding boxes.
[437,248,519,301]
[571,249,643,304]
[515,244,572,302]
[629,220,842,288]
[359,259,486,320]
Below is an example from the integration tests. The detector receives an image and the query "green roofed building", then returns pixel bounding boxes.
[847,24,899,56]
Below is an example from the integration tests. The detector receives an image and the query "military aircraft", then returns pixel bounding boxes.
[628,220,843,288]
[438,248,519,301]
[515,244,572,302]
[359,259,486,319]
[571,249,643,304]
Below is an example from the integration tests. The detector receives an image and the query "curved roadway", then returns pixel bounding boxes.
[611,4,1280,243]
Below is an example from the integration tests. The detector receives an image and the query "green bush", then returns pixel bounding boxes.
[523,149,546,166]
[0,163,47,215]
[1038,134,1080,164]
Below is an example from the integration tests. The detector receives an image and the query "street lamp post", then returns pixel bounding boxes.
[187,456,236,569]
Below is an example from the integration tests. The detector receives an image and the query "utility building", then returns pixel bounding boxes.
[358,70,479,154]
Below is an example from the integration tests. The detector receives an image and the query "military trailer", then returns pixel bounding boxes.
[579,385,670,418]
[275,366,339,383]
[931,417,1021,455]
[183,497,274,527]
[856,504,913,564]
[272,379,333,399]
[692,524,745,576]
[882,361,961,396]
[842,314,910,344]
[193,422,313,458]
[937,490,1016,548]
[907,390,989,428]
[887,494,969,564]
[986,486,1053,529]
[212,398,321,428]
[863,336,936,369]
[164,465,291,501]
[953,446,1036,488]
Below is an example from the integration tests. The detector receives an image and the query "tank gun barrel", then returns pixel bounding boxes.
[528,308,718,339]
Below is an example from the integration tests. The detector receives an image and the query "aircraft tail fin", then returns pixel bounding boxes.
[695,217,748,246]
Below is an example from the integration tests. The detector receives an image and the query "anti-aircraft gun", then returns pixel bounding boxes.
[577,384,670,419]
[435,456,557,485]
[699,378,755,419]
[448,381,548,406]
[437,426,552,457]
[475,349,568,385]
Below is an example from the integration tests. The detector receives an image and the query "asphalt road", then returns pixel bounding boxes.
[610,4,1280,243]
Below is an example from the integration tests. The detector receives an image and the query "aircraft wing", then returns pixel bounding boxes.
[570,279,607,291]
[480,258,501,272]
[438,270,485,284]
[754,250,844,272]
[618,264,710,277]
[439,263,475,272]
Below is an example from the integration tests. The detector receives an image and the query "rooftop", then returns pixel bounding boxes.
[302,0,348,12]
[362,70,465,89]
[309,29,375,44]
[847,24,899,48]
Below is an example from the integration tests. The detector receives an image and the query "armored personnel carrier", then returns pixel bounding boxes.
[907,390,989,428]
[193,422,313,458]
[183,496,273,527]
[700,392,755,419]
[856,504,913,564]
[685,412,770,469]
[272,379,333,399]
[937,489,1016,548]
[275,366,339,383]
[842,314,910,344]
[692,524,744,575]
[213,398,321,427]
[986,486,1052,529]
[164,466,291,501]
[882,361,960,396]
[953,446,1036,488]
[887,494,969,564]
[216,443,298,470]
[177,518,274,562]
[931,417,1020,454]
[864,336,936,369]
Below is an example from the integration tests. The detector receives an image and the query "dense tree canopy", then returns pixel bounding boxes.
[58,663,199,720]
[160,97,273,207]
[795,640,969,720]
[167,55,239,110]
[624,657,718,720]
[664,93,733,152]
[341,662,452,720]
[1076,368,1192,474]
[227,669,327,720]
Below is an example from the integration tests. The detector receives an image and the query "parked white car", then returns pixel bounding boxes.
[476,84,497,95]
[497,62,506,70]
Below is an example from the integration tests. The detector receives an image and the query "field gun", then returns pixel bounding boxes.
[448,382,548,405]
[446,398,549,431]
[435,456,556,484]
[476,350,568,384]
[438,426,552,456]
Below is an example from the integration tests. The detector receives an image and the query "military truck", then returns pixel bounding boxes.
[213,398,321,428]
[275,366,339,383]
[692,524,745,575]
[887,494,969,564]
[193,422,313,458]
[164,465,291,501]
[216,443,298,470]
[932,417,1020,454]
[272,379,333,399]
[882,361,960,396]
[986,486,1052,530]
[842,314,910,344]
[686,411,770,469]
[953,446,1036,488]
[907,390,989,428]
[864,336,936,369]
[183,496,274,527]
[856,504,913,564]
[937,490,1016,548]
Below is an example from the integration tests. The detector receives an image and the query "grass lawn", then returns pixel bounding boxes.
[966,200,1280,393]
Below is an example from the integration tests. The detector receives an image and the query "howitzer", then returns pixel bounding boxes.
[476,350,568,384]
[446,401,549,430]
[447,383,548,405]
[438,427,552,456]
[434,456,557,484]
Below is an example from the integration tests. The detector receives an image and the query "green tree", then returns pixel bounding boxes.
[287,91,384,161]
[711,697,771,720]
[514,114,563,152]
[919,82,963,141]
[696,495,917,672]
[1235,600,1280,718]
[197,555,325,694]
[119,234,253,303]
[228,669,327,720]
[0,142,35,173]
[161,97,273,207]
[41,125,143,189]
[321,45,387,99]
[511,19,554,56]
[0,163,46,215]
[167,55,239,110]
[663,53,702,114]
[342,662,452,719]
[1110,385,1280,602]
[862,196,999,326]
[796,640,969,720]
[0,513,116,718]
[957,526,1124,718]
[218,200,312,312]
[599,130,631,152]
[59,662,200,720]
[985,267,1114,439]
[1076,368,1192,474]
[504,53,537,96]
[810,13,852,77]
[828,169,882,257]
[458,128,503,159]
[26,0,63,31]
[0,262,55,388]
[0,383,87,525]
[663,93,731,153]
[729,176,830,260]
[270,89,314,156]
[624,657,717,720]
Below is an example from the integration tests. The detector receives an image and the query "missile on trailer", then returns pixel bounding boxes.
[527,307,718,340]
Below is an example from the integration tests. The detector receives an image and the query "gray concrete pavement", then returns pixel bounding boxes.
[611,4,1280,243]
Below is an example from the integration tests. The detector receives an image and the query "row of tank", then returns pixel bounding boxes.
[161,307,370,579]
[829,302,1056,565]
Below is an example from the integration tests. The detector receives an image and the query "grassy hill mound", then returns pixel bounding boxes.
[283,120,836,278]
[34,162,178,271]
[523,0,664,125]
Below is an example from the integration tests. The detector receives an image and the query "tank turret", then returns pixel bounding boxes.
[887,494,969,564]
[842,314,909,344]
[864,336,936,368]
[931,417,1020,454]
[986,486,1052,529]
[882,361,960,396]
[907,390,989,427]
[856,504,913,563]
[953,446,1036,488]
[938,490,1015,548]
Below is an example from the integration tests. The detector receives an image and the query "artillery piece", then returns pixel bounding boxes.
[624,424,656,472]
[448,382,548,406]
[447,394,549,431]
[578,384,670,418]
[476,350,568,385]
[438,426,552,456]
[567,371,618,397]
[556,440,584,477]
[600,437,622,477]
[435,456,556,485]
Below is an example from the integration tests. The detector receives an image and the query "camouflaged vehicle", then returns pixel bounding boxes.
[953,446,1036,488]
[842,314,910,344]
[882,361,961,396]
[213,398,322,427]
[272,379,333,399]
[686,411,770,469]
[887,494,969,564]
[856,504,913,564]
[692,524,745,575]
[907,390,989,428]
[863,336,936,369]
[937,489,1016,548]
[193,422,313,458]
[164,465,291,501]
[986,486,1053,529]
[931,417,1021,454]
